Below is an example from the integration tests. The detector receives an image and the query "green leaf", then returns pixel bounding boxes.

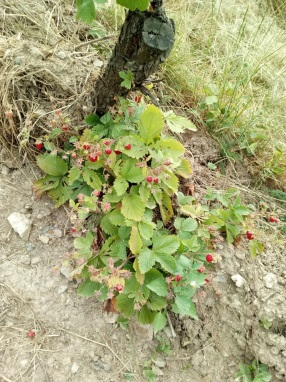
[76,0,96,24]
[121,158,145,183]
[147,293,167,311]
[175,159,192,178]
[137,305,156,324]
[138,220,156,240]
[116,0,149,11]
[138,248,156,274]
[164,110,197,133]
[100,215,118,235]
[139,184,151,203]
[33,175,60,196]
[146,277,168,297]
[174,217,198,232]
[82,167,102,189]
[153,235,180,255]
[155,252,177,273]
[153,312,167,334]
[85,113,100,126]
[155,138,185,158]
[119,70,133,89]
[113,175,129,196]
[116,294,135,318]
[49,179,72,207]
[159,192,174,224]
[138,105,164,144]
[74,231,94,255]
[77,279,99,297]
[172,296,198,319]
[249,240,264,257]
[116,135,148,159]
[48,128,63,139]
[68,166,81,185]
[121,194,145,221]
[37,153,68,176]
[129,226,143,255]
[162,172,179,193]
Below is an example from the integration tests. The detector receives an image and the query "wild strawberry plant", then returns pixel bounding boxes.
[34,97,250,332]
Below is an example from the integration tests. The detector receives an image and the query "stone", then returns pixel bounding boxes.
[39,235,49,244]
[71,362,79,374]
[19,255,31,265]
[231,274,246,288]
[58,285,68,294]
[263,273,277,289]
[31,257,41,265]
[57,51,67,60]
[7,212,32,241]
[53,228,62,238]
[152,358,166,368]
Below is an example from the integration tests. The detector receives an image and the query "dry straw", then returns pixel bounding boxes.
[0,0,117,156]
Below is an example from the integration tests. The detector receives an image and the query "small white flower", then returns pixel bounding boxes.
[190,281,197,287]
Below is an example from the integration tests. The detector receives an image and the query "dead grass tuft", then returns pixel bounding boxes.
[0,0,116,158]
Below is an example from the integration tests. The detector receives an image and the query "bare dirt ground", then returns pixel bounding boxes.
[1,1,286,381]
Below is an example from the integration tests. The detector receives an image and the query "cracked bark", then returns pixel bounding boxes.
[94,2,175,115]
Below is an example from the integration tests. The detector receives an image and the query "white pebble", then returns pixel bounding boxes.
[231,274,246,287]
[7,212,32,241]
[71,362,79,374]
[39,235,49,244]
[263,273,277,289]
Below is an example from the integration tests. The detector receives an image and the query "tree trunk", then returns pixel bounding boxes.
[94,2,175,115]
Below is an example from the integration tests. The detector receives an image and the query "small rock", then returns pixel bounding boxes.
[19,255,31,265]
[92,359,111,373]
[53,228,62,238]
[231,274,246,287]
[7,212,32,241]
[58,285,68,294]
[57,51,67,60]
[94,58,104,68]
[60,261,73,280]
[152,366,164,376]
[235,248,246,260]
[39,235,49,244]
[1,165,9,175]
[153,358,166,368]
[71,362,79,374]
[31,257,41,265]
[26,243,34,252]
[263,273,277,289]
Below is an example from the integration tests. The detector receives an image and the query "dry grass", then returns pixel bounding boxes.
[0,0,118,157]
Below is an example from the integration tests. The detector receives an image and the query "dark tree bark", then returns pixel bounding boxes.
[94,1,175,115]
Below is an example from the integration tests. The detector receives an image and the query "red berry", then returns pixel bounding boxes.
[146,176,153,183]
[71,153,77,159]
[5,111,13,118]
[28,330,35,337]
[125,143,132,150]
[115,284,124,292]
[246,231,254,240]
[115,150,122,155]
[89,154,98,162]
[164,160,172,166]
[83,143,90,150]
[104,140,110,146]
[105,148,112,155]
[62,125,69,131]
[70,227,76,233]
[175,274,182,282]
[206,254,213,263]
[92,190,101,197]
[54,109,61,115]
[205,278,210,283]
[269,216,279,223]
[35,142,43,150]
[153,178,159,184]
[197,265,206,273]
[134,95,141,104]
